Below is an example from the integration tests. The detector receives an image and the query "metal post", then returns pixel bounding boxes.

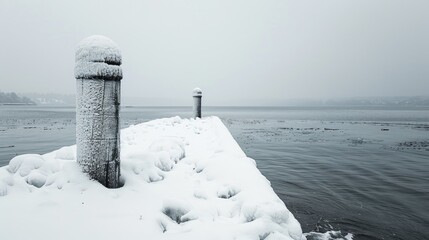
[192,88,202,119]
[74,35,122,188]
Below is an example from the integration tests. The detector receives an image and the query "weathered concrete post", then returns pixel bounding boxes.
[192,88,202,119]
[74,35,122,188]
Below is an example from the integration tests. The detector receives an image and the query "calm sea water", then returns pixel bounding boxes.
[0,105,428,240]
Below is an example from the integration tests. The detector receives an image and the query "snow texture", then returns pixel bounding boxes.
[75,35,122,81]
[0,117,305,240]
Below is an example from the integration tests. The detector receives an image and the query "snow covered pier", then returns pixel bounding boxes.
[0,116,304,240]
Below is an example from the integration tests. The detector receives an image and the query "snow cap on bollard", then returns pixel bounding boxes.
[75,35,123,81]
[192,87,202,119]
[75,35,122,188]
[192,87,202,97]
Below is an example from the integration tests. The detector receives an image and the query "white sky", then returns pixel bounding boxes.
[0,0,428,105]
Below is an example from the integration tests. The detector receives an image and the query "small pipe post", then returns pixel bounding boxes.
[192,88,202,119]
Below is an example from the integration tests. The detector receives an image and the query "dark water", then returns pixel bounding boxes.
[1,106,428,240]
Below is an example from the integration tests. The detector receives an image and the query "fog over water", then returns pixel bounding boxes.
[1,0,429,106]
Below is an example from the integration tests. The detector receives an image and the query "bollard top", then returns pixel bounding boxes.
[75,35,123,81]
[192,88,202,97]
[76,35,122,64]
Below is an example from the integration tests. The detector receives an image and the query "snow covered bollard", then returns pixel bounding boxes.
[74,35,122,188]
[192,88,202,119]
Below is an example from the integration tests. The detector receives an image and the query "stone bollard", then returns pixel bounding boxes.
[74,35,122,188]
[192,88,202,119]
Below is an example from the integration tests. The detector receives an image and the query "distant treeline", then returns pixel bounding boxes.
[279,96,429,107]
[322,96,429,107]
[0,91,35,104]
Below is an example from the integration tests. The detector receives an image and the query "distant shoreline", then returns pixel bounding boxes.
[1,104,429,111]
[0,103,37,106]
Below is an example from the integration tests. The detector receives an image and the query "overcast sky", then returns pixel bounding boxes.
[0,0,428,105]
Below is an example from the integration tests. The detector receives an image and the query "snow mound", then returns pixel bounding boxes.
[0,116,304,240]
[74,35,122,80]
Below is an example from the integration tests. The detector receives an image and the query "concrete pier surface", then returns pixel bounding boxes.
[0,117,304,240]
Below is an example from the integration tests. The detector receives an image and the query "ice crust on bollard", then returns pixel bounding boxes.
[192,88,202,119]
[75,35,122,188]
